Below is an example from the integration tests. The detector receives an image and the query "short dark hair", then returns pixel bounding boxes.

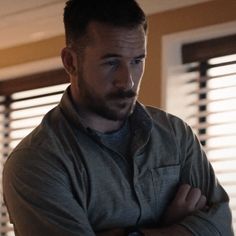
[63,0,147,49]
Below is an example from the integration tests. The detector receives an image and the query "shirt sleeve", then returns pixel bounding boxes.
[176,122,234,236]
[3,148,95,236]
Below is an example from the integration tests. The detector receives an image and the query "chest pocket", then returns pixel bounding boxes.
[139,165,180,222]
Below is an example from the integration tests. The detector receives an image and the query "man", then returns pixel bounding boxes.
[3,0,233,235]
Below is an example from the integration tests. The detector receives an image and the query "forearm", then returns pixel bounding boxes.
[179,203,233,236]
[96,225,192,236]
[96,228,125,236]
[143,224,192,236]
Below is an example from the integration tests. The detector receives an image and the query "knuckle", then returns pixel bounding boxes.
[186,205,194,212]
[201,195,207,202]
[181,184,191,190]
[192,187,201,195]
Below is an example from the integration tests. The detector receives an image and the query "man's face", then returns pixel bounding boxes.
[72,22,147,121]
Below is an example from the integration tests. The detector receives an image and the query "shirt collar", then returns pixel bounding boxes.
[59,86,153,147]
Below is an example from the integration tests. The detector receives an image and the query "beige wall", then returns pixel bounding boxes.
[140,0,236,107]
[1,0,236,107]
[0,36,64,68]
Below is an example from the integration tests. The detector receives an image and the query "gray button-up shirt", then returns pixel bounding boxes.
[3,87,233,236]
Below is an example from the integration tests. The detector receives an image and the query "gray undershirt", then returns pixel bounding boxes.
[94,119,131,158]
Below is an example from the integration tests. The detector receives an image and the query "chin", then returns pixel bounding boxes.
[93,99,136,121]
[109,102,136,121]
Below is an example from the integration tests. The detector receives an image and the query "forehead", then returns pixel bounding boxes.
[85,22,147,56]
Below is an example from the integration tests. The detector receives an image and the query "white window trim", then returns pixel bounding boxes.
[162,20,236,113]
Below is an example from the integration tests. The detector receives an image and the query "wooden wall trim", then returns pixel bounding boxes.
[0,68,68,95]
[0,35,64,69]
[182,34,236,63]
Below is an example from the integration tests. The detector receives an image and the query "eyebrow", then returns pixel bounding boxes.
[101,53,146,60]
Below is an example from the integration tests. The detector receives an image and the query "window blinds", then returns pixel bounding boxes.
[204,56,236,221]
[166,34,236,233]
[0,75,69,235]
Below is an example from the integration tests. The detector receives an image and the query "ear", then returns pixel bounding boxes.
[61,47,78,76]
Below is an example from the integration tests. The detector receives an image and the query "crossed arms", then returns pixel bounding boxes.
[3,148,233,236]
[2,123,233,236]
[97,184,207,236]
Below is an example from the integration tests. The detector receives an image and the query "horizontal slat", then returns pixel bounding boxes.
[206,136,236,148]
[191,121,236,131]
[216,173,236,182]
[0,148,13,156]
[204,145,236,152]
[0,226,14,233]
[187,60,236,72]
[10,104,56,120]
[208,156,236,163]
[9,136,31,142]
[188,97,236,107]
[209,71,236,79]
[11,116,42,125]
[4,126,37,133]
[199,132,236,141]
[187,110,236,120]
[8,114,46,122]
[186,72,236,84]
[216,179,236,186]
[11,90,64,103]
[208,64,236,77]
[11,96,62,111]
[12,83,69,100]
[211,161,236,173]
[187,84,236,96]
[207,147,236,158]
[230,206,236,211]
[210,54,236,64]
[1,204,8,212]
[0,101,58,113]
[0,90,64,107]
[0,215,10,223]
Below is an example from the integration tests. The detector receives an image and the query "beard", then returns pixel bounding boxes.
[78,74,138,121]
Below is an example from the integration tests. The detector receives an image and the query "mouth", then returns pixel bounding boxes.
[111,96,136,109]
[107,90,137,100]
[111,95,135,103]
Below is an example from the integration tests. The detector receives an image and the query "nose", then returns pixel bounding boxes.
[113,65,134,91]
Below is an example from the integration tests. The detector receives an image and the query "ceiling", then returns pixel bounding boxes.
[0,0,212,49]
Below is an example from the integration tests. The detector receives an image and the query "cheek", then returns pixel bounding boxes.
[140,63,145,76]
[133,66,144,84]
[89,74,112,95]
[83,65,109,87]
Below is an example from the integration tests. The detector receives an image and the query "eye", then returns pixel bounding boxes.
[104,59,119,67]
[131,58,144,65]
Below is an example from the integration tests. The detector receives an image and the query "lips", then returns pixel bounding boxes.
[106,90,136,100]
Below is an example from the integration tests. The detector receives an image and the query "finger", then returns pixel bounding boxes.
[186,187,201,207]
[195,195,207,210]
[175,184,191,203]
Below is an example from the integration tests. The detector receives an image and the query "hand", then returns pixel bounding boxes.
[162,184,207,226]
[96,184,207,236]
[96,228,125,236]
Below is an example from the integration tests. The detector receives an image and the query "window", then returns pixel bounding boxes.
[166,34,236,232]
[0,68,69,235]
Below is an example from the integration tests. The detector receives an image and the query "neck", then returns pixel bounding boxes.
[75,105,125,133]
